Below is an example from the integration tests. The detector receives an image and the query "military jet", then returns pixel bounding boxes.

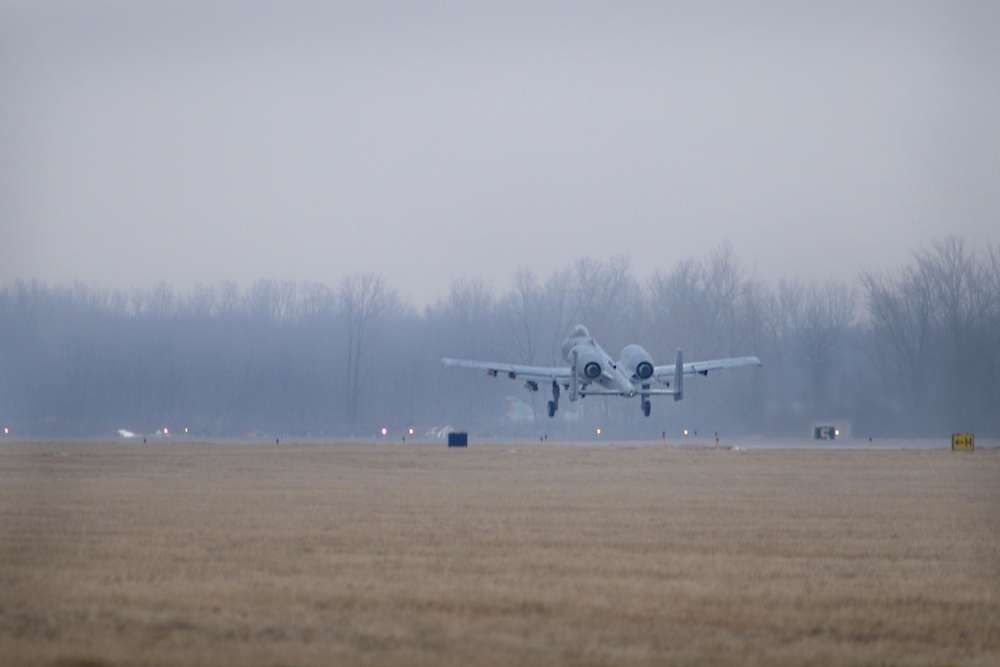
[443,324,761,417]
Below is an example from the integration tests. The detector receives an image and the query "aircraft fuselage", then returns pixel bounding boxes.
[560,326,640,397]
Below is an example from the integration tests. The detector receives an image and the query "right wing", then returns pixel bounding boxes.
[442,358,571,382]
[653,355,761,383]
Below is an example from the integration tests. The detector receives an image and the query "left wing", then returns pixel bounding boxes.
[653,355,761,384]
[442,358,570,382]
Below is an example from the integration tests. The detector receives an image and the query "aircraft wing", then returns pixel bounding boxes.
[442,358,571,381]
[653,355,761,383]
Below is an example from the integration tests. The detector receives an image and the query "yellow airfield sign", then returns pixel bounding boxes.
[952,433,974,452]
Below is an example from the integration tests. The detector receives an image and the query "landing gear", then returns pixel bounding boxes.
[642,399,651,417]
[548,380,560,418]
[548,401,557,418]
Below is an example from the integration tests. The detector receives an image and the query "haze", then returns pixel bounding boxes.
[3,1,998,306]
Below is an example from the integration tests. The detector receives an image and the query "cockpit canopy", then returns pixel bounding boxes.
[568,324,590,339]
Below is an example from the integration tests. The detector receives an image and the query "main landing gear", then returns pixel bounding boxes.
[641,384,651,417]
[547,380,560,417]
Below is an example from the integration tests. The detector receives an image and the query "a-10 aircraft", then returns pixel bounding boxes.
[443,324,761,417]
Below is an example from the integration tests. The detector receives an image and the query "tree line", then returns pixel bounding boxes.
[1,237,997,439]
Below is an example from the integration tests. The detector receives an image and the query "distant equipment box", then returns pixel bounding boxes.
[952,433,974,452]
[448,432,468,448]
[814,426,837,440]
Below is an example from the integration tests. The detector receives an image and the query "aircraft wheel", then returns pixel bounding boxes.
[642,399,651,417]
[547,401,557,418]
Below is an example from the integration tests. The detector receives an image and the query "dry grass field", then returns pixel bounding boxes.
[1,440,998,667]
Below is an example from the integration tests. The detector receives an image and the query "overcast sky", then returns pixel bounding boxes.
[3,1,998,306]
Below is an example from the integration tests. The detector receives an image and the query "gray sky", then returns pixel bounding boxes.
[3,1,998,306]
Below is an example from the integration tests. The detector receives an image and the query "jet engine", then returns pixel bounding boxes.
[619,344,654,381]
[573,346,603,380]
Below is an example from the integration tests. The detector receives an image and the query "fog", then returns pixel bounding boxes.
[1,240,998,439]
[2,4,998,438]
[3,2,998,306]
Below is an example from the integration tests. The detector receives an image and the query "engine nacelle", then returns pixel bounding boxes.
[573,346,603,381]
[620,344,654,381]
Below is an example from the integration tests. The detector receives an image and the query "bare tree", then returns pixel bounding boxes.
[571,255,639,348]
[299,281,338,318]
[917,237,996,429]
[340,273,398,434]
[797,279,857,408]
[702,243,746,356]
[861,238,1000,433]
[247,280,298,322]
[540,267,579,365]
[501,268,542,364]
[861,264,934,426]
[648,258,713,360]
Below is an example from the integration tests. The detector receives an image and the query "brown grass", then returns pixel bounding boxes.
[1,441,998,666]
